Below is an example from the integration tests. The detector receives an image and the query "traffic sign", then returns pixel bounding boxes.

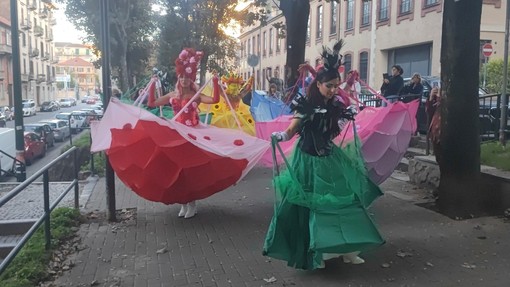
[482,43,493,57]
[247,54,259,67]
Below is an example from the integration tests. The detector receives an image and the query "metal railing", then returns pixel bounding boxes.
[0,149,24,178]
[0,146,80,274]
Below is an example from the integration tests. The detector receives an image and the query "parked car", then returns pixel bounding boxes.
[59,98,74,107]
[22,101,37,117]
[72,110,92,127]
[55,112,85,133]
[24,123,55,148]
[89,105,103,116]
[39,119,71,142]
[40,101,60,112]
[24,131,46,165]
[80,108,101,121]
[1,106,13,121]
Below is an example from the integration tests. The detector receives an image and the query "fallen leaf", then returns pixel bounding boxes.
[263,276,277,283]
[156,247,168,254]
[381,263,391,268]
[461,263,476,269]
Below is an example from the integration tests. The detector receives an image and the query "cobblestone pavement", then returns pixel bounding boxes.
[50,168,510,286]
[0,181,86,220]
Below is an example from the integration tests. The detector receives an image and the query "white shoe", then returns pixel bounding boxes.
[178,204,187,217]
[184,201,197,219]
[317,260,326,269]
[343,252,365,265]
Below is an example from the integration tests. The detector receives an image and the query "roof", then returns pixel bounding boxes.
[58,57,94,67]
[54,42,89,48]
[0,16,10,27]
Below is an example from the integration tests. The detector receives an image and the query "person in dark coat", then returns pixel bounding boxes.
[380,65,404,106]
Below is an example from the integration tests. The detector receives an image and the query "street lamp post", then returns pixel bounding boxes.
[100,0,116,221]
[10,0,26,181]
[499,0,509,146]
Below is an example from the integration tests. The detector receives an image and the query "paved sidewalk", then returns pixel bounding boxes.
[53,168,510,287]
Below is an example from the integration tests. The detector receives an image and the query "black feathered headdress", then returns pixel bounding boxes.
[320,40,345,72]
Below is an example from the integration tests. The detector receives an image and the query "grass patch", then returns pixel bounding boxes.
[0,207,81,287]
[480,141,510,171]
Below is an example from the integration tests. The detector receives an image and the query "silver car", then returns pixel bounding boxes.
[39,119,71,142]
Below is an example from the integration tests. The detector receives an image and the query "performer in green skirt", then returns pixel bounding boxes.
[263,41,384,270]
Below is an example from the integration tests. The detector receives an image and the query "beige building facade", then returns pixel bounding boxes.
[0,0,58,106]
[239,0,506,91]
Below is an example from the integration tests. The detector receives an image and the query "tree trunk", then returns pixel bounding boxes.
[281,0,310,88]
[438,0,484,218]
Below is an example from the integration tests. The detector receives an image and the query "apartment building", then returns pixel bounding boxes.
[0,0,58,106]
[54,42,96,63]
[0,16,12,108]
[56,57,97,99]
[239,0,506,91]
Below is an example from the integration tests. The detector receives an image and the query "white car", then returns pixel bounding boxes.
[59,98,73,107]
[22,101,37,116]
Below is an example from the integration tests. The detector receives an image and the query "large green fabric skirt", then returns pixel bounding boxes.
[263,140,385,270]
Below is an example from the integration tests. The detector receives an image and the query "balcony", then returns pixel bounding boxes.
[41,52,50,61]
[46,75,55,83]
[34,26,44,37]
[29,73,36,81]
[21,73,29,82]
[49,18,56,26]
[0,70,4,80]
[0,43,12,55]
[20,19,32,30]
[39,9,48,19]
[46,32,53,42]
[51,56,59,64]
[36,74,46,83]
[27,2,37,11]
[29,49,39,58]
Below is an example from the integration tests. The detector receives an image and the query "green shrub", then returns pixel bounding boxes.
[0,208,81,286]
[480,142,510,171]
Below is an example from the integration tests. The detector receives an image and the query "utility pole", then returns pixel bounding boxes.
[100,0,116,221]
[10,0,26,181]
[500,0,509,146]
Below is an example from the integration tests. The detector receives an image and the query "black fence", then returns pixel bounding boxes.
[0,146,80,274]
[358,92,510,141]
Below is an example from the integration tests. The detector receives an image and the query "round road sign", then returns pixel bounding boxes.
[482,43,493,57]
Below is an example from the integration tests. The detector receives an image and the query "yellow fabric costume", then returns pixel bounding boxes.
[199,73,255,135]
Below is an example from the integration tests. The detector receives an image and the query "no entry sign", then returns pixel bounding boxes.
[482,43,493,57]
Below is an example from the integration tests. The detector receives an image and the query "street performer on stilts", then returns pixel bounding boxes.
[147,48,220,218]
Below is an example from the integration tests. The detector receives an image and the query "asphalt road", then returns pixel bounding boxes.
[2,102,95,181]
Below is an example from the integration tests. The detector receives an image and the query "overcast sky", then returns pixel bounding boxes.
[53,7,85,43]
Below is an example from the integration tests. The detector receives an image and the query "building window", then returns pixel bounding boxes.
[359,52,369,82]
[425,0,439,6]
[344,54,352,76]
[269,28,274,55]
[252,36,255,55]
[75,48,79,55]
[276,29,281,52]
[257,34,260,55]
[379,0,389,21]
[330,2,338,35]
[400,0,411,14]
[361,1,371,26]
[346,0,354,30]
[77,68,84,72]
[306,17,311,42]
[263,31,267,56]
[316,5,323,39]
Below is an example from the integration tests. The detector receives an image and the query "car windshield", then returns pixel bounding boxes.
[23,103,32,108]
[56,114,70,120]
[24,125,39,132]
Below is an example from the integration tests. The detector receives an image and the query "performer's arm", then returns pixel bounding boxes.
[273,117,300,142]
[200,76,220,104]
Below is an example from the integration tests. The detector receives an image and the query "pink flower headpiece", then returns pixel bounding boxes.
[175,48,203,80]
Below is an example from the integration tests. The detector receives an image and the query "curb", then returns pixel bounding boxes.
[79,175,99,209]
